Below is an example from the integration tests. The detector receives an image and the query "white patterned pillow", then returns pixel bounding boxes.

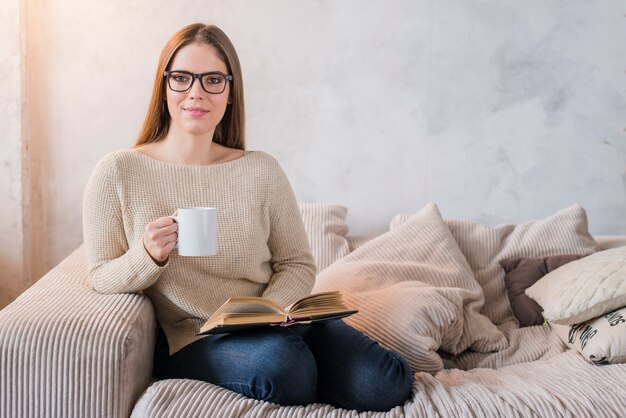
[391,205,599,325]
[314,203,506,373]
[298,204,350,273]
[552,306,626,365]
[526,246,626,324]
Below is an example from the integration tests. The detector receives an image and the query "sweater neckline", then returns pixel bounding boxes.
[130,149,254,168]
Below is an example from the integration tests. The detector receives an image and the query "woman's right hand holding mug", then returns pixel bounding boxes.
[143,212,178,265]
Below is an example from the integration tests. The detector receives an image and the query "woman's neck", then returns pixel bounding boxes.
[136,129,244,165]
[160,131,217,165]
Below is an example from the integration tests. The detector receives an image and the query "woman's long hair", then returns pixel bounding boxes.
[134,23,245,150]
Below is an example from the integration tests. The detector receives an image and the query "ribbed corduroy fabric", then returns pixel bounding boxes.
[2,201,626,417]
[446,205,599,326]
[4,242,626,418]
[0,247,155,418]
[131,349,626,418]
[298,204,350,272]
[453,319,567,370]
[82,150,316,355]
[392,204,600,326]
[313,203,507,373]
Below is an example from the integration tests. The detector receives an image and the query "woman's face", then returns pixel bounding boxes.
[165,42,231,139]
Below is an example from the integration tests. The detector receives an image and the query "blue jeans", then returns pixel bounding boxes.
[154,320,413,412]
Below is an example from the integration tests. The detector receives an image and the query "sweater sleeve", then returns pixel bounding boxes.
[261,160,316,307]
[82,153,165,294]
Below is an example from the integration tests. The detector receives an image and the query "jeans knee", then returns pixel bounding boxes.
[373,352,413,410]
[236,332,317,405]
[255,343,317,406]
[369,352,412,411]
[321,350,413,412]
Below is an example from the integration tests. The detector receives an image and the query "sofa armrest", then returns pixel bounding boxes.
[595,235,626,250]
[0,246,156,418]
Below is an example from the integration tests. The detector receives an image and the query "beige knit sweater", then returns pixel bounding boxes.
[82,149,316,354]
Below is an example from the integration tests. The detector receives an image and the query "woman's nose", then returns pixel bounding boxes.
[187,77,206,98]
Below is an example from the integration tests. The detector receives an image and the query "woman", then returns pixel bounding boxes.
[83,23,412,412]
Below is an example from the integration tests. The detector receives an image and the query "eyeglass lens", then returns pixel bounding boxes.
[168,72,228,94]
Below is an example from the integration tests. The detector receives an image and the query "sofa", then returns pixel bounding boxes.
[1,202,626,417]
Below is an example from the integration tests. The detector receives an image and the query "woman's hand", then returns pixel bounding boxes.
[143,213,178,265]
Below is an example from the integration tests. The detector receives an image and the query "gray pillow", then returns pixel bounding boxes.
[501,255,583,327]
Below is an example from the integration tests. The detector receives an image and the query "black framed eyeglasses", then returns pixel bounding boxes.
[164,70,233,94]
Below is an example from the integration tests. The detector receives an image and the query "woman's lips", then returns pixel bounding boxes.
[184,107,209,117]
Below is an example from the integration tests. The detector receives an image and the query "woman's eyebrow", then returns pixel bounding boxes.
[170,69,227,73]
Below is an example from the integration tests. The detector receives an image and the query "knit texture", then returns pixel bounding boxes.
[82,149,316,354]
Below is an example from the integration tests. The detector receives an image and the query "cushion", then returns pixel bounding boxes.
[551,306,626,365]
[298,204,350,273]
[526,246,626,324]
[500,255,583,327]
[313,203,506,373]
[391,204,599,325]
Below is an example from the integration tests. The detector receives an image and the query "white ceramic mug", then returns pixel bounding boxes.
[169,207,217,256]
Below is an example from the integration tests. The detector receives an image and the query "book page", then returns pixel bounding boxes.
[209,312,285,325]
[213,297,286,316]
[288,291,353,317]
[199,311,286,335]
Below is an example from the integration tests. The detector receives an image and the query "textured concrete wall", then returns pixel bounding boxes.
[2,0,626,306]
[0,0,26,308]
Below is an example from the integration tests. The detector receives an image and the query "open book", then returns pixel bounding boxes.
[198,291,358,335]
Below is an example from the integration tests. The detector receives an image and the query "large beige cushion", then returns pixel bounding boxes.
[552,306,626,365]
[313,203,506,373]
[526,246,626,324]
[299,203,350,273]
[391,204,599,325]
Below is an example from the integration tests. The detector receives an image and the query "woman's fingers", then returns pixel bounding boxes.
[162,240,177,251]
[143,215,179,263]
[145,218,177,236]
[151,216,177,228]
[162,230,178,244]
